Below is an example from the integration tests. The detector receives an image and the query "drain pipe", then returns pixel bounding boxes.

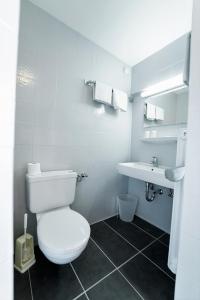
[145,182,155,202]
[145,182,163,202]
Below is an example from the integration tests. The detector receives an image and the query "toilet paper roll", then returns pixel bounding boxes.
[27,163,41,175]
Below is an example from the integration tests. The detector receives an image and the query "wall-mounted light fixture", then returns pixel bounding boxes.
[140,73,188,98]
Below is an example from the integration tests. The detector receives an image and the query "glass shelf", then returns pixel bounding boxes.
[141,136,177,143]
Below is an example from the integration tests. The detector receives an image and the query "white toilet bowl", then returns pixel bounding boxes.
[37,207,90,264]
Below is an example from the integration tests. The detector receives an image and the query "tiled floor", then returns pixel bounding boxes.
[14,215,175,300]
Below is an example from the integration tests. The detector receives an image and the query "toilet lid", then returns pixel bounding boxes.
[37,207,90,255]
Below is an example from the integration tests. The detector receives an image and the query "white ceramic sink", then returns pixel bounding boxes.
[117,162,174,189]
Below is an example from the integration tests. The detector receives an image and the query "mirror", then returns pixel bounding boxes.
[144,88,189,127]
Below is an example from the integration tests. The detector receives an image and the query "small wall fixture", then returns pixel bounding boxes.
[140,73,187,98]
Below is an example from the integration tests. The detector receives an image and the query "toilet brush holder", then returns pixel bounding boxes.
[14,233,36,273]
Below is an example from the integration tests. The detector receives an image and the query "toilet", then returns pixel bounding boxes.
[26,170,90,264]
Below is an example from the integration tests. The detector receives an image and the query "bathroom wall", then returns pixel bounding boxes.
[175,0,200,297]
[14,0,132,240]
[129,34,189,233]
[0,0,20,298]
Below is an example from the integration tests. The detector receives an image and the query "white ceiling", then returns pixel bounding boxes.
[29,0,193,66]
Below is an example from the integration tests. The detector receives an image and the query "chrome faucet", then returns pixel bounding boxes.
[151,156,159,167]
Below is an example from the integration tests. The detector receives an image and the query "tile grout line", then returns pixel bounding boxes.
[117,268,145,300]
[157,237,170,248]
[102,221,175,281]
[90,237,117,268]
[115,214,167,240]
[28,270,34,300]
[103,220,166,252]
[90,238,145,300]
[103,220,153,251]
[130,220,165,239]
[95,214,166,240]
[141,252,175,281]
[70,263,90,300]
[92,227,164,270]
[72,292,88,300]
[83,269,117,295]
[95,217,169,247]
[73,234,174,300]
[117,238,160,269]
[90,237,117,269]
[123,217,170,248]
[90,214,117,227]
[91,235,142,269]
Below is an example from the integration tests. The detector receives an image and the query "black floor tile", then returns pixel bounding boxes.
[132,216,164,238]
[72,239,114,289]
[159,233,170,247]
[120,254,175,300]
[15,224,174,300]
[91,221,138,266]
[87,270,142,300]
[14,270,32,300]
[105,216,154,250]
[30,247,83,300]
[142,241,175,279]
[76,294,88,300]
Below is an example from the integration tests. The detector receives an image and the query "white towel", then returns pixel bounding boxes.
[145,103,156,120]
[155,106,164,121]
[112,89,128,112]
[93,81,112,105]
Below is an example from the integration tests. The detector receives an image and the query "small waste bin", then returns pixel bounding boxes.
[117,194,138,222]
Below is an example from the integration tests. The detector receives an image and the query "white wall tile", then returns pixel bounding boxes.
[15,123,34,146]
[15,99,36,125]
[14,0,132,239]
[14,145,33,172]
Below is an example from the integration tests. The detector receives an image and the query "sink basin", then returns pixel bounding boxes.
[117,162,174,189]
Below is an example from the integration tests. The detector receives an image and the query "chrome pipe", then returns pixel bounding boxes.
[84,80,96,87]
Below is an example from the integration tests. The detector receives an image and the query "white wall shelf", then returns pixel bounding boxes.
[141,136,177,143]
[144,122,187,129]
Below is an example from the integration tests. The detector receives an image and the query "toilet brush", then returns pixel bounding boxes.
[14,213,36,273]
[23,213,29,262]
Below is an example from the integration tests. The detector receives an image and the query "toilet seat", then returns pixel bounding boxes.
[37,207,90,264]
